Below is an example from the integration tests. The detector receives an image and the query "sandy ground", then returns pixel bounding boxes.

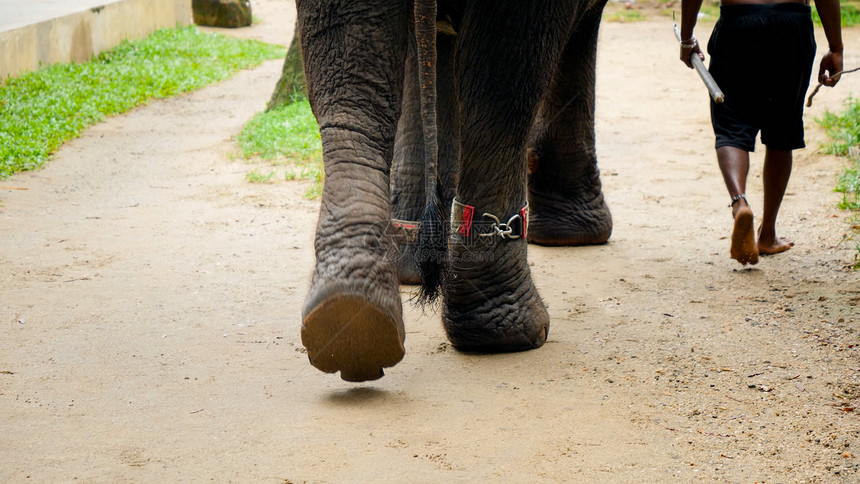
[2,1,859,481]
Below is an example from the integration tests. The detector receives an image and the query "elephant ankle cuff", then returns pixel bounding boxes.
[391,219,420,245]
[451,198,529,240]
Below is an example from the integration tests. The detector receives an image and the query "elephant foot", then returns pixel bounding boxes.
[301,284,405,382]
[443,238,549,352]
[443,292,549,352]
[527,190,612,246]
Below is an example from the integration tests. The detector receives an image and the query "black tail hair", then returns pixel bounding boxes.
[415,180,447,304]
[413,0,446,304]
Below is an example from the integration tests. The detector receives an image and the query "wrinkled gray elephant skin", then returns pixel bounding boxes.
[297,0,611,381]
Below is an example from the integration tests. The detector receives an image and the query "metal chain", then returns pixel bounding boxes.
[478,213,522,240]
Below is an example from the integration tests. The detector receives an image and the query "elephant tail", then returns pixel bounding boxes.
[413,0,446,304]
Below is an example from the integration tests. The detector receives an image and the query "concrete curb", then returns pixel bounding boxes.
[1,0,191,80]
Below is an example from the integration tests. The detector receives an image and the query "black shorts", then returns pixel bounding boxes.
[707,3,816,152]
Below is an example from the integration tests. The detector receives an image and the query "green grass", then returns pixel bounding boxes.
[820,103,860,212]
[238,97,320,161]
[0,25,285,178]
[246,169,277,183]
[818,97,860,268]
[698,0,722,20]
[237,96,323,198]
[818,100,860,161]
[835,157,860,210]
[605,9,646,23]
[813,1,860,27]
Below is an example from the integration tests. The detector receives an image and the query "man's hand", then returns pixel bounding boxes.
[680,39,705,69]
[818,48,844,87]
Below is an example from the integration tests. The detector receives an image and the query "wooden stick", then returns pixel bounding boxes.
[806,67,860,107]
[0,186,28,190]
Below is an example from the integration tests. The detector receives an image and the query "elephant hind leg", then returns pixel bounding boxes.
[302,286,405,382]
[527,1,612,246]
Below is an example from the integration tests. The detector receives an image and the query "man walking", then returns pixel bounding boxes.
[680,0,843,265]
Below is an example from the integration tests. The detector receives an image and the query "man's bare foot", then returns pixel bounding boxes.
[731,205,759,265]
[757,231,794,255]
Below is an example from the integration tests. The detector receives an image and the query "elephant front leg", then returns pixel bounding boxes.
[527,1,613,246]
[297,0,409,381]
[443,2,582,351]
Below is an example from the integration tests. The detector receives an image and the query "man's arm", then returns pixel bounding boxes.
[680,0,705,68]
[815,0,844,86]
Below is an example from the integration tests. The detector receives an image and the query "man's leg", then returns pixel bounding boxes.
[758,147,794,254]
[717,145,759,265]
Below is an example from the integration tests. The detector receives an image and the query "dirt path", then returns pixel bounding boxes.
[2,2,859,481]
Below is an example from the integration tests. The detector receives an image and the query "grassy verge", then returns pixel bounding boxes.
[813,1,860,27]
[0,25,285,178]
[603,0,860,24]
[604,9,647,23]
[237,96,323,199]
[818,98,860,269]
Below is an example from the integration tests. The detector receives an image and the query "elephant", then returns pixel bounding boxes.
[297,0,613,382]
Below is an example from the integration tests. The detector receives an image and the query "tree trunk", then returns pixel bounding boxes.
[266,22,305,110]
